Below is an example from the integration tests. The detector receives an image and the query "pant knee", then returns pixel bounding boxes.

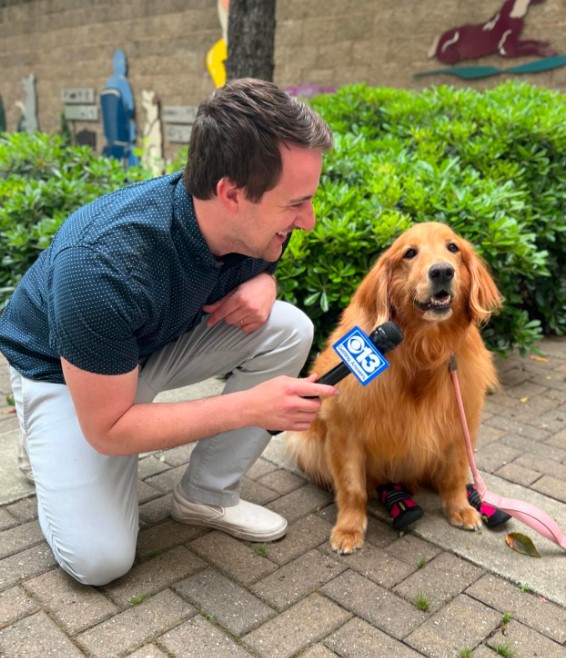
[57,537,136,586]
[271,301,314,346]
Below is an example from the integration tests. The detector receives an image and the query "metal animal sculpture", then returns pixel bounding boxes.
[429,0,557,65]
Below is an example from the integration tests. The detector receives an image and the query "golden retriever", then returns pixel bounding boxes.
[286,221,502,554]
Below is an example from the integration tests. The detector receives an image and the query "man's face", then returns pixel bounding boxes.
[230,144,323,262]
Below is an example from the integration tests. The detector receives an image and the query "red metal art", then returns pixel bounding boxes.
[429,0,557,65]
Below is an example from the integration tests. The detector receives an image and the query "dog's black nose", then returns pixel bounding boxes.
[429,262,454,285]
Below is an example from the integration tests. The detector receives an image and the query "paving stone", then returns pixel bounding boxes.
[126,644,170,658]
[5,496,37,523]
[268,483,334,523]
[144,464,185,494]
[298,644,337,658]
[239,476,280,505]
[103,545,205,607]
[324,616,423,658]
[466,573,566,643]
[485,414,551,441]
[0,611,84,657]
[546,427,566,451]
[476,424,507,447]
[76,589,194,657]
[139,493,174,525]
[502,437,566,465]
[0,520,45,559]
[0,585,38,628]
[320,540,415,589]
[265,513,334,566]
[495,461,541,486]
[257,468,307,495]
[0,508,16,531]
[486,619,565,658]
[137,454,171,479]
[242,593,351,658]
[246,457,279,481]
[532,474,566,503]
[23,568,118,634]
[514,453,566,477]
[136,519,204,560]
[138,479,163,504]
[321,570,423,640]
[393,551,484,613]
[405,594,501,657]
[158,614,254,657]
[175,567,274,636]
[190,531,278,585]
[383,534,442,567]
[474,442,522,474]
[0,544,57,590]
[251,549,346,611]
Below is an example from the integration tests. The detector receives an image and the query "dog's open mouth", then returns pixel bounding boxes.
[415,290,453,314]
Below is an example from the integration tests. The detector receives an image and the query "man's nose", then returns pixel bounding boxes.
[296,202,315,232]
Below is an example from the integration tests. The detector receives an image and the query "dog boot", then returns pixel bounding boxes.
[378,483,424,531]
[466,484,511,528]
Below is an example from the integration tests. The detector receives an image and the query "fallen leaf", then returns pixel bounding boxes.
[519,397,529,404]
[505,532,541,558]
[1,408,16,415]
[530,355,549,363]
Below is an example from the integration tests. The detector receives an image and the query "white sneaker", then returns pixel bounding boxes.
[171,483,287,542]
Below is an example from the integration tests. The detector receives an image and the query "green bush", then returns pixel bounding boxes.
[0,132,153,301]
[1,81,564,363]
[276,81,565,358]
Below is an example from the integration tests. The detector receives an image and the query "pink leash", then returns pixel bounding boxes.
[449,356,566,551]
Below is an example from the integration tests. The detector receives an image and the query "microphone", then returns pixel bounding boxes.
[268,321,403,434]
[314,321,403,386]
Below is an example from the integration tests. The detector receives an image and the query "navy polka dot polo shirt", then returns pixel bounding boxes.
[0,172,277,384]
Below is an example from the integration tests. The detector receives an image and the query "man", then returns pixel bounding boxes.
[0,78,337,586]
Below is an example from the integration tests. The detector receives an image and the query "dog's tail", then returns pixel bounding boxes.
[285,418,333,489]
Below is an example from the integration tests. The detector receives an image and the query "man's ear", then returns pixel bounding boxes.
[216,177,241,212]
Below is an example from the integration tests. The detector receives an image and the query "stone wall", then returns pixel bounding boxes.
[0,0,565,161]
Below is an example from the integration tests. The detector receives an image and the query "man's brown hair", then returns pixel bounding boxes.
[184,78,333,202]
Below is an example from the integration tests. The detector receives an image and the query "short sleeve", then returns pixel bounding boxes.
[48,246,143,375]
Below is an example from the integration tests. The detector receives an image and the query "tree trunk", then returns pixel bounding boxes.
[226,0,276,82]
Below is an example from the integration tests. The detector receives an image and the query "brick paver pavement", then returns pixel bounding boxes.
[0,337,565,657]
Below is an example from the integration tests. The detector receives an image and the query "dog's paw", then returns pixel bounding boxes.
[447,505,482,531]
[330,526,365,554]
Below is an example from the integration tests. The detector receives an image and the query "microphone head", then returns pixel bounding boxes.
[369,321,403,353]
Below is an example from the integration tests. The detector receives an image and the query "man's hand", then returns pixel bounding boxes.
[61,358,338,456]
[246,374,338,432]
[203,272,277,333]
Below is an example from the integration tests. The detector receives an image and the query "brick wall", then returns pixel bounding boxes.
[0,0,565,161]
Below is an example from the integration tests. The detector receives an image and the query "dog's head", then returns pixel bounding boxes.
[354,222,502,328]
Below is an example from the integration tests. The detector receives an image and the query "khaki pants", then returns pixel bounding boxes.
[9,301,313,585]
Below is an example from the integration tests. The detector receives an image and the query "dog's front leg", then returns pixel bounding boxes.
[327,436,368,554]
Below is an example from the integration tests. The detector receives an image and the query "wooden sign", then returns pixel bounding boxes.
[165,124,192,143]
[64,105,99,121]
[162,106,198,125]
[62,88,95,104]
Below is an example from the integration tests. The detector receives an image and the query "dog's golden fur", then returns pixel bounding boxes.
[286,222,502,554]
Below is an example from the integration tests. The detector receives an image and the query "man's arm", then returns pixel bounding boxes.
[203,271,277,333]
[61,357,337,456]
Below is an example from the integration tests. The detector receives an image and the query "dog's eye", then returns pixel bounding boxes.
[447,242,460,253]
[403,248,418,259]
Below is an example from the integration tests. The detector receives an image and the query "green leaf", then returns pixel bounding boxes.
[505,532,541,558]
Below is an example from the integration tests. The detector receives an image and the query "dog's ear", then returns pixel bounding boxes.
[462,239,503,323]
[351,251,392,325]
